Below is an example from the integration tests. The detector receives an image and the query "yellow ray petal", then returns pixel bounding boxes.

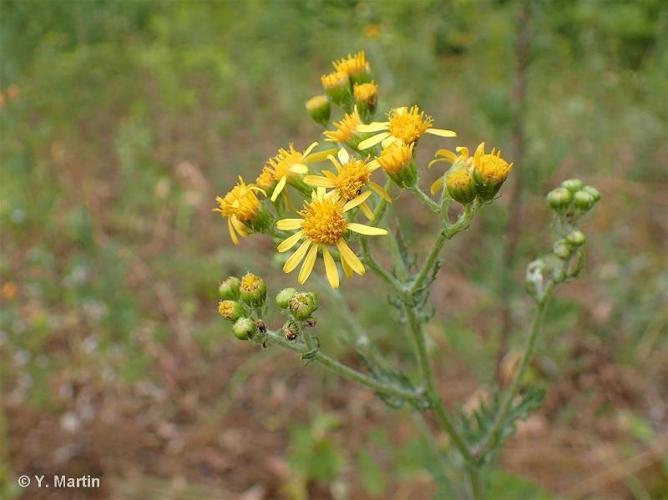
[327,154,343,170]
[343,190,372,212]
[277,230,303,253]
[271,176,287,202]
[322,246,339,288]
[357,122,389,133]
[289,163,308,174]
[227,218,239,245]
[381,136,401,149]
[426,128,457,138]
[336,239,365,275]
[360,201,374,220]
[276,218,304,230]
[341,254,353,278]
[284,239,311,273]
[367,159,381,171]
[304,175,336,188]
[303,141,319,157]
[230,215,249,236]
[474,142,485,162]
[428,158,449,169]
[298,244,319,284]
[430,177,444,195]
[347,223,388,236]
[369,181,392,202]
[337,148,350,165]
[358,131,391,150]
[434,148,458,163]
[455,146,470,158]
[305,147,336,163]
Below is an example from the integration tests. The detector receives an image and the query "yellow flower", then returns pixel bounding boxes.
[376,142,417,187]
[214,177,264,245]
[333,51,370,79]
[471,142,513,200]
[428,146,471,195]
[324,108,362,145]
[255,165,276,192]
[321,71,350,105]
[276,188,388,288]
[304,147,391,219]
[265,142,335,202]
[357,105,456,150]
[353,82,378,106]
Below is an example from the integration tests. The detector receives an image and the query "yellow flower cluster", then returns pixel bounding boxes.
[214,50,512,288]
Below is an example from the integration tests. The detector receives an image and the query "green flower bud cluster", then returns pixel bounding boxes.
[553,230,587,261]
[276,288,318,320]
[218,272,268,341]
[547,179,601,214]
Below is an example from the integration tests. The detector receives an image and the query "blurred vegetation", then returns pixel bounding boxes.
[1,0,667,498]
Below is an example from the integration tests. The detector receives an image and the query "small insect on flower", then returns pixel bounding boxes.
[357,105,456,150]
[213,177,265,245]
[303,147,391,219]
[264,143,335,202]
[276,187,388,288]
[333,51,371,84]
[324,108,363,147]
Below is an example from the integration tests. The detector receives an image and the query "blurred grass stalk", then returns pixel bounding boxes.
[497,0,531,383]
[0,376,11,495]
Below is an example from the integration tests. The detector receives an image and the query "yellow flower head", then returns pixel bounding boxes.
[324,108,362,145]
[255,165,276,191]
[357,105,457,150]
[304,148,390,219]
[214,177,263,245]
[378,142,414,174]
[429,146,472,195]
[321,71,349,92]
[333,51,370,78]
[265,142,335,202]
[276,188,387,288]
[353,82,378,106]
[473,143,512,185]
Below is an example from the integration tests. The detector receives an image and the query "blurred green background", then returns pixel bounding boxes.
[1,0,667,498]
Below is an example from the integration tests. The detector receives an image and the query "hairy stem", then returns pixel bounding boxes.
[476,282,555,457]
[410,185,441,213]
[265,330,426,405]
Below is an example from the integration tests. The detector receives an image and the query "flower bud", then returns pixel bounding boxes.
[547,187,572,211]
[472,149,512,201]
[378,142,416,188]
[276,287,297,308]
[573,190,596,211]
[566,230,586,247]
[232,317,256,340]
[305,95,331,126]
[582,185,601,203]
[218,276,240,300]
[353,82,378,117]
[217,300,245,322]
[282,320,299,341]
[239,272,267,306]
[445,168,476,205]
[321,71,351,107]
[561,178,584,193]
[553,239,573,260]
[289,291,318,320]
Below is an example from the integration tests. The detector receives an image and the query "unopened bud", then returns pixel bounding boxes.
[321,71,350,107]
[218,276,240,300]
[282,320,299,341]
[472,150,512,201]
[573,190,596,211]
[561,178,584,193]
[547,187,572,211]
[276,287,297,308]
[553,239,573,260]
[289,291,318,320]
[378,142,416,188]
[232,317,256,340]
[353,82,378,117]
[446,168,476,205]
[582,185,601,203]
[305,95,331,126]
[218,300,245,322]
[239,272,267,306]
[566,230,586,247]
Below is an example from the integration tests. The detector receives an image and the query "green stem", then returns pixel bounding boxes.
[475,283,555,458]
[410,185,441,213]
[361,238,403,289]
[265,330,426,405]
[468,467,483,500]
[410,202,477,294]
